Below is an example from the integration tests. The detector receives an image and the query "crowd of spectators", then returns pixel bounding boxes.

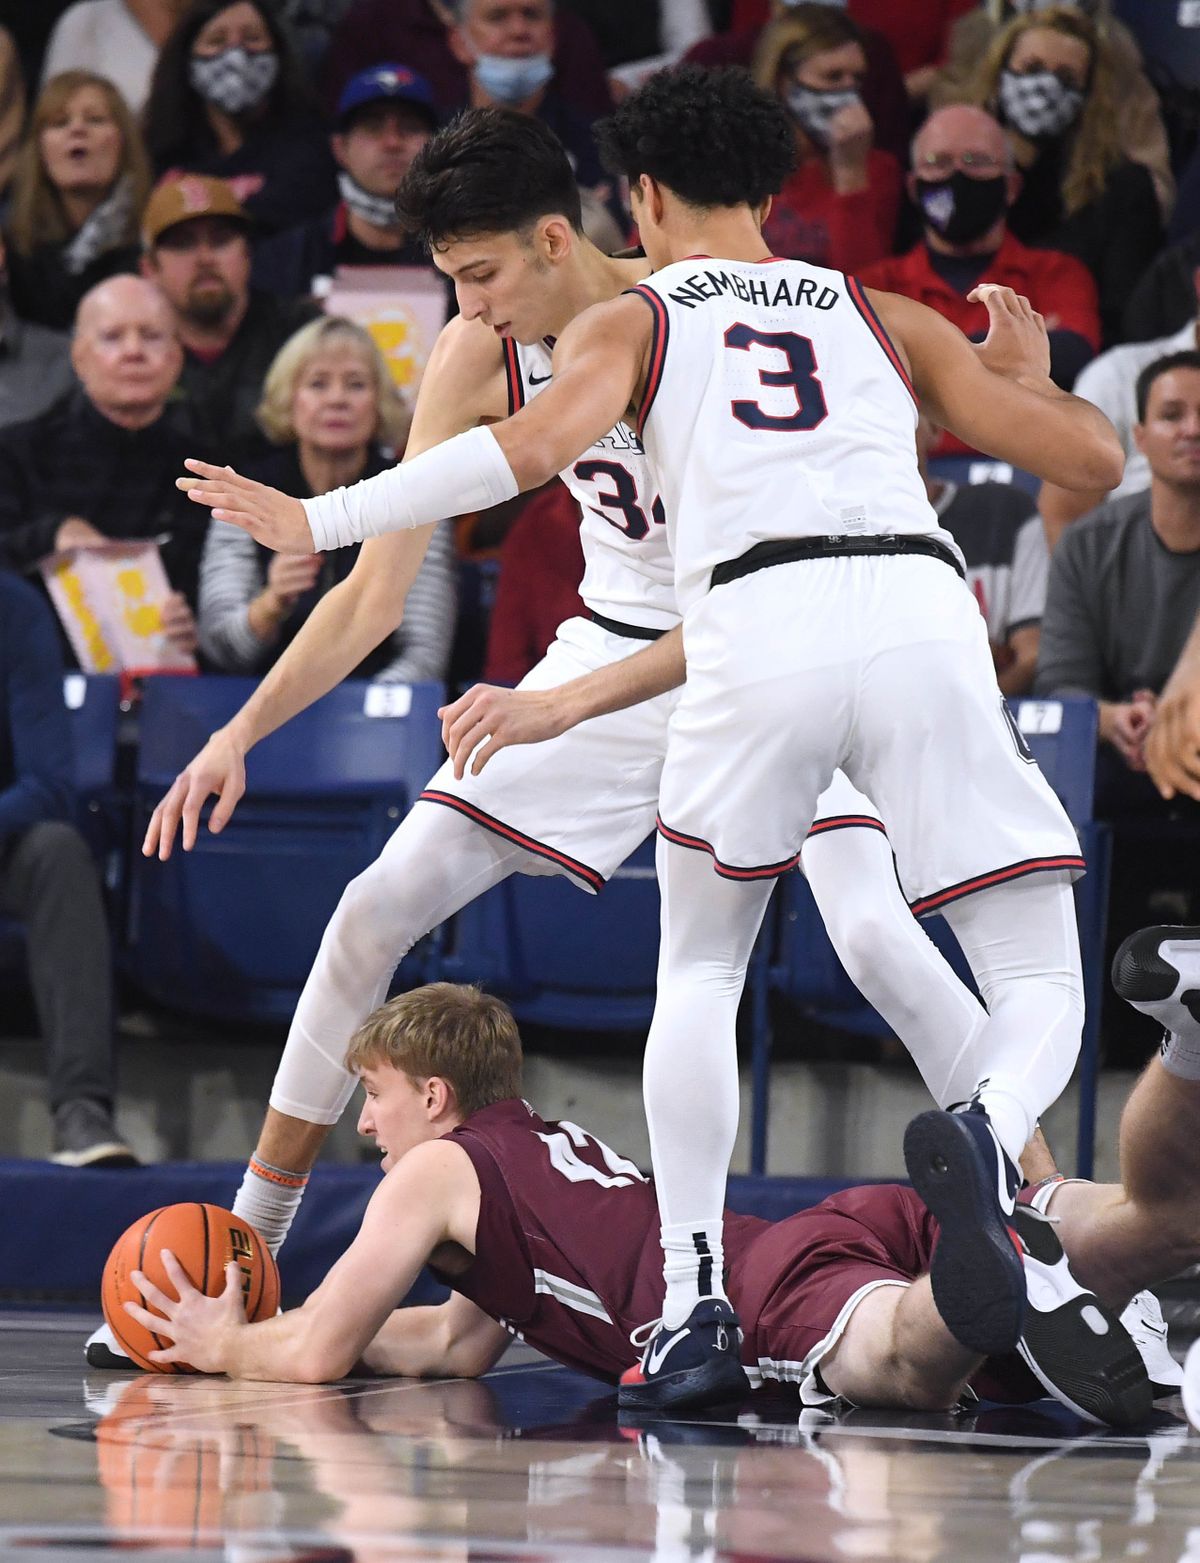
[2,0,1200,1158]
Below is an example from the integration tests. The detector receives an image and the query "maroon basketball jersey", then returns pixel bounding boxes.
[432,1098,769,1382]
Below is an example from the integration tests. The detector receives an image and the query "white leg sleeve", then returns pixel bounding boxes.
[644,836,774,1321]
[941,875,1084,1164]
[801,824,986,1108]
[268,801,530,1124]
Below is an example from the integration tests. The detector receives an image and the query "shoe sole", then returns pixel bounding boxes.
[1014,1208,1152,1428]
[618,1351,750,1414]
[1111,925,1200,1024]
[85,1340,135,1370]
[51,1144,140,1169]
[904,1110,1025,1357]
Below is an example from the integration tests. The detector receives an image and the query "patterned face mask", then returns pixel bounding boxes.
[997,68,1085,140]
[784,84,861,147]
[189,46,279,115]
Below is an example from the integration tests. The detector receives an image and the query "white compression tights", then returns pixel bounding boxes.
[800,824,986,1108]
[269,802,531,1123]
[939,874,1085,1163]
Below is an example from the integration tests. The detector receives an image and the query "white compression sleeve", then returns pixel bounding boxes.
[303,424,519,549]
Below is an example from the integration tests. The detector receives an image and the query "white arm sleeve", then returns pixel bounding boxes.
[302,424,519,550]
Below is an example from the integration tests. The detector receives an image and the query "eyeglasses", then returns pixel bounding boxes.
[915,151,1007,177]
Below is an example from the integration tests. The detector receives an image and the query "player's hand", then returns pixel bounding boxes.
[438,684,572,778]
[125,1251,245,1374]
[142,725,247,859]
[968,284,1051,384]
[178,459,314,553]
[1146,673,1200,801]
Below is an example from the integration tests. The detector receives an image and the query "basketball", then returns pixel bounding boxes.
[100,1204,280,1373]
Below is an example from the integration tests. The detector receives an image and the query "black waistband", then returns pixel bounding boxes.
[589,610,669,641]
[710,534,965,590]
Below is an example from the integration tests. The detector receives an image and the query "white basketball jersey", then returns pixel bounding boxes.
[503,337,679,630]
[629,257,958,611]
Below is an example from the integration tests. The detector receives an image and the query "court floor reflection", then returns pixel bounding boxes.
[3,1314,1198,1562]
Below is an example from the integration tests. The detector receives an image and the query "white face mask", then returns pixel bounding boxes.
[189,46,279,115]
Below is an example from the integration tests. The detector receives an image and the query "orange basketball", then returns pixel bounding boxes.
[100,1203,280,1372]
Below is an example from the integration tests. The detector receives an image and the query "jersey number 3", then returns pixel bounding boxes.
[725,324,828,433]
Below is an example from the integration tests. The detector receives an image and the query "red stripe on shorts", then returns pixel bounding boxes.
[420,790,605,890]
[656,814,800,880]
[909,854,1086,917]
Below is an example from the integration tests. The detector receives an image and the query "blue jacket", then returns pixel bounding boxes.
[0,570,74,850]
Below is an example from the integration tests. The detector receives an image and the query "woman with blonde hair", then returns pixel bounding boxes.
[198,315,457,683]
[965,5,1161,344]
[932,0,1174,220]
[752,4,901,272]
[5,70,151,330]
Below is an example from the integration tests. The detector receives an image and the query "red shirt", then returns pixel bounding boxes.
[484,482,585,685]
[859,232,1101,453]
[763,149,901,273]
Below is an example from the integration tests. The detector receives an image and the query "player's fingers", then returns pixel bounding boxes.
[130,1268,177,1315]
[153,778,190,860]
[450,719,491,780]
[179,776,213,853]
[160,1250,193,1298]
[147,1346,187,1364]
[471,735,503,776]
[143,801,164,858]
[209,772,244,835]
[223,1259,245,1307]
[124,1299,174,1334]
[445,701,490,758]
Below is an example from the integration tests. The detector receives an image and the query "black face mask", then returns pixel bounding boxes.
[914,171,1009,246]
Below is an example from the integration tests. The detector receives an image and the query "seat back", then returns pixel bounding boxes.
[127,677,445,1022]
[435,834,660,1031]
[1011,695,1098,826]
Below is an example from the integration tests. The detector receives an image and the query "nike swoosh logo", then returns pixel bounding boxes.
[529,371,552,384]
[646,1326,689,1376]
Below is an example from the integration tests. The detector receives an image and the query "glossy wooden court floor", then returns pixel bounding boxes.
[3,1312,1199,1563]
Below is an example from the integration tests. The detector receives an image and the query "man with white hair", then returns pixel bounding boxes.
[0,274,207,661]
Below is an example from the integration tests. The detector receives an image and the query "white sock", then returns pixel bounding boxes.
[1159,1027,1200,1082]
[232,1158,310,1258]
[661,1222,726,1328]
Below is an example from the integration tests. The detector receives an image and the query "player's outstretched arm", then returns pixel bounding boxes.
[144,320,509,860]
[178,297,652,556]
[439,624,686,778]
[875,285,1124,493]
[1146,608,1200,800]
[125,1137,480,1381]
[358,1291,510,1379]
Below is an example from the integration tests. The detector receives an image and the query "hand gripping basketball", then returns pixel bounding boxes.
[102,1203,279,1372]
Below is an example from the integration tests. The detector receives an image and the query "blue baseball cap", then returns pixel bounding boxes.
[336,64,438,128]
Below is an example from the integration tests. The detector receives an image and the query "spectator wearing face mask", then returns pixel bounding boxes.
[253,63,439,297]
[933,0,1174,222]
[142,0,338,236]
[860,104,1099,447]
[963,6,1163,345]
[752,6,901,273]
[444,0,623,240]
[684,1,910,168]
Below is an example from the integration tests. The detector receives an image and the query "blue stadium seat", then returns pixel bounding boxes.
[749,696,1109,1177]
[432,833,660,1031]
[125,676,446,1023]
[927,454,1040,499]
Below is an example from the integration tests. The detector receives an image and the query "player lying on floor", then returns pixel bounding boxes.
[125,981,1154,1428]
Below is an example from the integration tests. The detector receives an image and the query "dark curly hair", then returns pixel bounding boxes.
[595,65,796,210]
[394,107,583,249]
